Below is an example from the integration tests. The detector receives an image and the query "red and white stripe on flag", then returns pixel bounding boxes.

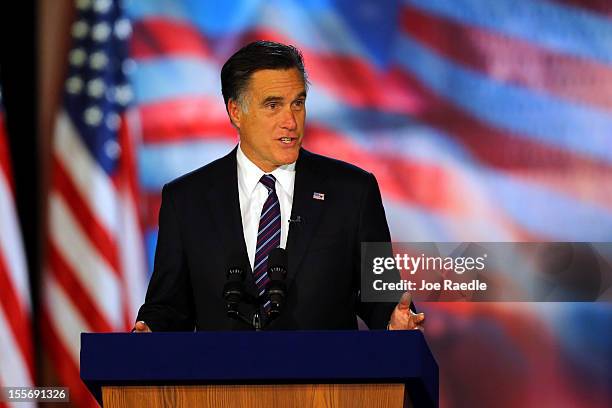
[0,101,35,408]
[41,0,147,406]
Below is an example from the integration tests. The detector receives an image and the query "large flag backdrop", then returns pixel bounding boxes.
[43,0,612,407]
[124,1,612,407]
[0,79,35,408]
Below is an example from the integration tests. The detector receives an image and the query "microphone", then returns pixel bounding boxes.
[266,248,288,319]
[222,266,245,319]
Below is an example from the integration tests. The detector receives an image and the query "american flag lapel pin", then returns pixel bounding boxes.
[313,192,325,201]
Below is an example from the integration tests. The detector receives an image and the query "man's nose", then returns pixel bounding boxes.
[280,106,298,130]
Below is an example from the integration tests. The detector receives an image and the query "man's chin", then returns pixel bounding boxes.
[275,151,299,166]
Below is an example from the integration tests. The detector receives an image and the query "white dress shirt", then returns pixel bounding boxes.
[236,144,296,270]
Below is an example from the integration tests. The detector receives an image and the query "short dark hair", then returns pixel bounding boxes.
[220,40,308,108]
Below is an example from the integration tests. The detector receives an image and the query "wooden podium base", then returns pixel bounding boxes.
[102,383,408,407]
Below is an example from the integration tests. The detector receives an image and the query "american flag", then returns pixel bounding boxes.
[124,0,612,407]
[0,78,35,408]
[42,0,146,406]
[125,0,612,246]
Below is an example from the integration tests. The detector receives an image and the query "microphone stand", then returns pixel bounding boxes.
[225,248,288,330]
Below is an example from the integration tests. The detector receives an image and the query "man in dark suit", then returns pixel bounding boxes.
[134,41,424,332]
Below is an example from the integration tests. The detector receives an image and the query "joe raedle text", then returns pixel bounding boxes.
[372,279,487,292]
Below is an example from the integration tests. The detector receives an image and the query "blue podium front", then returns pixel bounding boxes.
[80,330,438,407]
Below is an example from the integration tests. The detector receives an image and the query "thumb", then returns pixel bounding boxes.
[133,321,151,332]
[415,312,425,324]
[397,291,411,310]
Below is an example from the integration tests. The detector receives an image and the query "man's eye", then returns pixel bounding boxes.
[267,102,278,109]
[293,100,305,108]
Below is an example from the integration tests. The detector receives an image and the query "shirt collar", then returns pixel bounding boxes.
[236,143,296,197]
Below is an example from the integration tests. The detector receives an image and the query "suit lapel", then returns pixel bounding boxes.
[204,147,258,296]
[286,149,327,284]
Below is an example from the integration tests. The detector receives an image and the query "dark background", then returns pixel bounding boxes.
[0,0,41,381]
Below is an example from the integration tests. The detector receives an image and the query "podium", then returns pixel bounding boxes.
[80,331,438,407]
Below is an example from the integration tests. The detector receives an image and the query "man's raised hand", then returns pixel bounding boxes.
[388,292,425,331]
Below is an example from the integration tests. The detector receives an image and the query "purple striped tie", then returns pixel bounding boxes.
[253,174,281,302]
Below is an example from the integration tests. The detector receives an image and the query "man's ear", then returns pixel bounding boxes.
[228,99,241,129]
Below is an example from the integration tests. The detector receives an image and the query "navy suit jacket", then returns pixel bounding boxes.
[137,147,397,330]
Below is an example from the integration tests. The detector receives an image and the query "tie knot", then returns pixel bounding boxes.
[259,174,276,192]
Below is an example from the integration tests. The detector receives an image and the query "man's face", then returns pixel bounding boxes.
[229,68,306,172]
